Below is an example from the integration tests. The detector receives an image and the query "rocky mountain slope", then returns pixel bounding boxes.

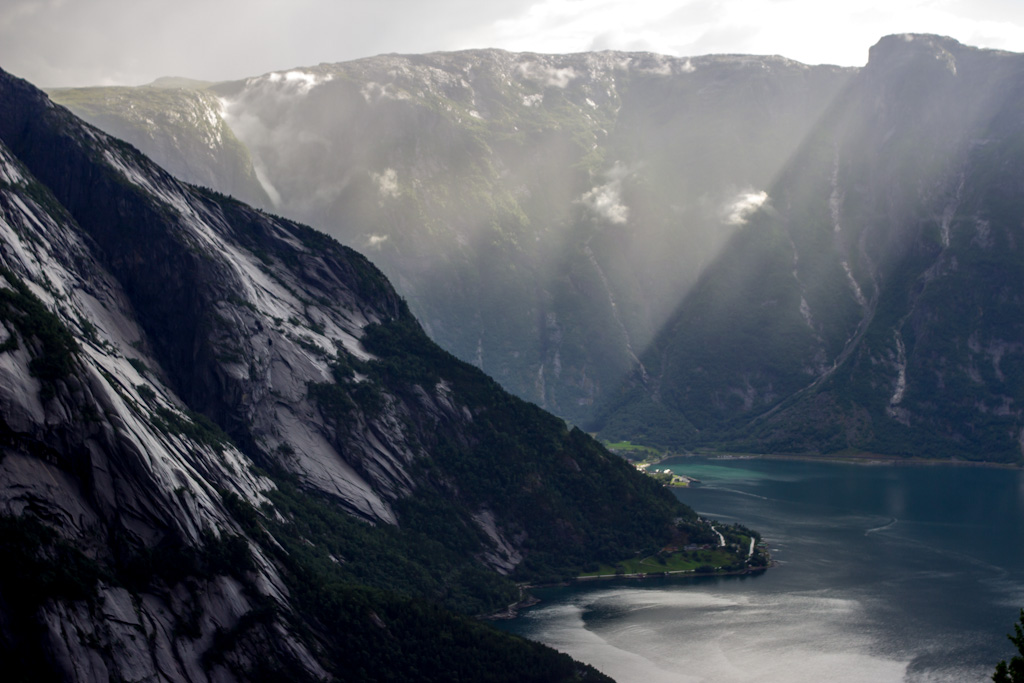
[51,49,854,428]
[595,35,1024,463]
[0,67,714,681]
[51,35,1024,462]
[48,79,270,209]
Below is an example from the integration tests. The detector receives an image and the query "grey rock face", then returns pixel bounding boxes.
[49,84,271,209]
[0,66,683,681]
[596,35,1024,462]
[52,48,854,428]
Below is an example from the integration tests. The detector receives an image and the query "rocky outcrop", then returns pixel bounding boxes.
[596,35,1024,462]
[58,37,1024,461]
[0,67,679,681]
[52,48,854,429]
[48,83,271,209]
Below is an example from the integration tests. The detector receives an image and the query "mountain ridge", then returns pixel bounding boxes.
[45,34,1024,463]
[0,66,730,680]
[50,45,855,430]
[595,33,1024,462]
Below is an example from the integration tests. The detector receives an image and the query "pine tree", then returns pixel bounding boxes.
[994,609,1024,683]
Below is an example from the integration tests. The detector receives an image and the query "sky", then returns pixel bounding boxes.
[2,0,1024,88]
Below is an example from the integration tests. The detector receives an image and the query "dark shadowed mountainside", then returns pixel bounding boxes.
[596,35,1024,463]
[0,67,718,681]
[48,35,1024,463]
[51,50,854,429]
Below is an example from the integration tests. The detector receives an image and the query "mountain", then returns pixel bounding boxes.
[0,67,735,680]
[595,35,1024,463]
[47,80,271,209]
[53,35,1024,463]
[50,50,855,429]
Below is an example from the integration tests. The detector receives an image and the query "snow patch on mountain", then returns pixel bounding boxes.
[522,92,544,107]
[517,61,577,88]
[265,70,333,95]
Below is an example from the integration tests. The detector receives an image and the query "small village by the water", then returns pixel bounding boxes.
[603,440,698,487]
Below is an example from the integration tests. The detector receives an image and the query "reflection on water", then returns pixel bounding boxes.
[521,587,909,683]
[501,458,1024,683]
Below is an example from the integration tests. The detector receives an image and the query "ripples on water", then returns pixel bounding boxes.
[520,588,915,683]
[502,458,1024,683]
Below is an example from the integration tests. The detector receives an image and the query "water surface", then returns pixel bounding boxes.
[502,457,1024,682]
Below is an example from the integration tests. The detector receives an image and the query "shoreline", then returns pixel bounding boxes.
[486,591,541,620]
[573,563,770,583]
[485,562,772,621]
[655,451,1023,469]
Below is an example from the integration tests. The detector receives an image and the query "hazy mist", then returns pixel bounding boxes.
[4,0,1024,87]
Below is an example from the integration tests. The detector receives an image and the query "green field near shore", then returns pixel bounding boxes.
[579,548,742,577]
[602,441,663,458]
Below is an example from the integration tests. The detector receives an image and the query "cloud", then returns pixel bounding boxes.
[0,0,59,31]
[282,70,332,95]
[254,70,333,97]
[486,0,1024,69]
[4,0,1024,89]
[579,163,631,225]
[724,190,768,225]
[366,234,389,249]
[516,61,577,88]
[0,0,533,87]
[491,0,689,57]
[360,81,410,104]
[372,168,400,199]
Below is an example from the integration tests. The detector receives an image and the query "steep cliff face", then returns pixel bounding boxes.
[0,68,692,680]
[53,50,853,427]
[43,36,1024,462]
[597,35,1024,462]
[0,92,318,679]
[48,82,270,209]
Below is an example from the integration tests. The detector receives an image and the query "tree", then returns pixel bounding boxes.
[994,609,1024,683]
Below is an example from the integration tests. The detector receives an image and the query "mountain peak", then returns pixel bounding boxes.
[867,33,978,67]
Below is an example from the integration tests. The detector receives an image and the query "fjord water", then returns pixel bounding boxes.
[502,457,1024,682]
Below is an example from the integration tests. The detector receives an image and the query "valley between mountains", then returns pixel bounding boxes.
[3,28,1024,683]
[53,33,1024,464]
[0,66,756,681]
